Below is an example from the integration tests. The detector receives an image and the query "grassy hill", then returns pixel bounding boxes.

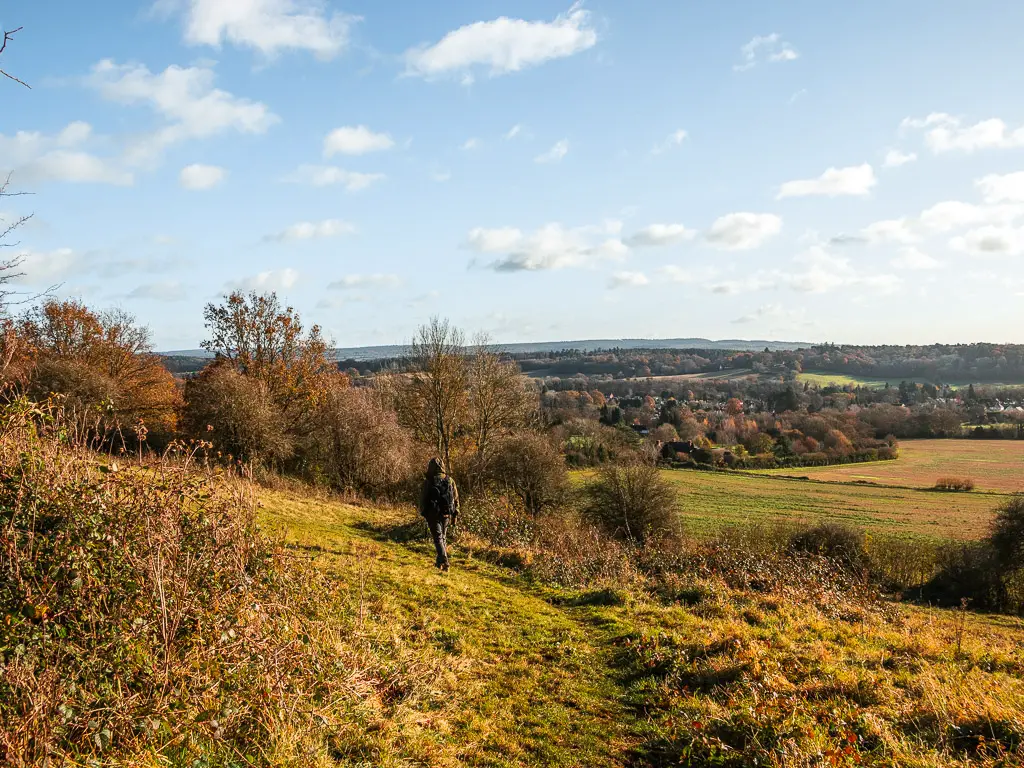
[258,490,1024,767]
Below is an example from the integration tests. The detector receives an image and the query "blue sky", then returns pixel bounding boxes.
[2,1,1024,350]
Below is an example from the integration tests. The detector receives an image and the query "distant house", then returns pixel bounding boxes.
[630,423,649,437]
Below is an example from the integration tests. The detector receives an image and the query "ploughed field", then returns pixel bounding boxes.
[756,439,1024,494]
[658,468,1003,541]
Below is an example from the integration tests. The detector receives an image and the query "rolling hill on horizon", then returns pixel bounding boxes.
[160,337,814,361]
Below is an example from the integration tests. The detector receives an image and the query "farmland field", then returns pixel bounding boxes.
[757,439,1024,493]
[654,469,1004,541]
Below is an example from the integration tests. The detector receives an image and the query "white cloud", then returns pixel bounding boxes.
[404,3,597,80]
[164,0,357,59]
[535,139,569,163]
[284,164,385,191]
[327,273,400,290]
[323,125,394,157]
[228,268,300,291]
[883,149,917,168]
[0,124,133,186]
[179,163,225,189]
[608,271,648,289]
[651,129,687,155]
[891,246,941,270]
[902,113,1024,154]
[976,172,1024,204]
[732,303,807,326]
[861,217,919,245]
[11,247,79,284]
[777,164,876,198]
[467,226,523,252]
[87,59,278,166]
[734,33,799,72]
[705,212,782,250]
[431,170,452,183]
[658,265,718,284]
[461,137,480,151]
[919,200,1024,233]
[505,124,522,140]
[625,223,696,247]
[951,226,1024,257]
[786,247,901,295]
[264,219,356,242]
[469,222,627,272]
[126,280,187,301]
[709,275,778,295]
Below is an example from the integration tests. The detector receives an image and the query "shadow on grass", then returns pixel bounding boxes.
[352,517,430,544]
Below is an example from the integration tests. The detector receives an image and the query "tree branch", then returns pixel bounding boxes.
[0,27,29,89]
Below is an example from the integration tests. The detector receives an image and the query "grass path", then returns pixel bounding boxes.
[259,491,640,767]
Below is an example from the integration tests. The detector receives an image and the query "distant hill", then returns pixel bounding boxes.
[161,338,811,363]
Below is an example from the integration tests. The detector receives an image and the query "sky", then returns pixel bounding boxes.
[2,1,1024,351]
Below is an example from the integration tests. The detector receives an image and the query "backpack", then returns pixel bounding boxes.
[427,474,456,519]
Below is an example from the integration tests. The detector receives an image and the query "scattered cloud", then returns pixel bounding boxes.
[264,219,356,242]
[327,273,400,290]
[705,212,782,250]
[0,123,133,186]
[709,275,778,295]
[403,3,597,80]
[87,59,278,167]
[651,129,687,155]
[734,33,799,72]
[624,223,696,247]
[861,217,920,245]
[323,125,394,157]
[158,0,358,60]
[284,164,385,191]
[461,137,480,151]
[179,163,225,189]
[883,149,917,168]
[431,169,452,183]
[505,124,522,140]
[787,247,901,295]
[658,265,718,284]
[891,246,942,270]
[607,271,648,289]
[468,222,627,272]
[950,225,1024,257]
[777,164,876,198]
[10,247,79,285]
[901,113,1024,153]
[535,139,569,163]
[976,171,1024,204]
[732,303,807,326]
[227,268,300,291]
[789,89,807,105]
[126,280,187,301]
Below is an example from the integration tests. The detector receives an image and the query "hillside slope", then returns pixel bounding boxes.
[260,491,1024,768]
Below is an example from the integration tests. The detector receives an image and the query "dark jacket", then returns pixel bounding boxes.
[419,458,460,522]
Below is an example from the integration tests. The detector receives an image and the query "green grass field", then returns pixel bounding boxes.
[757,439,1024,494]
[798,370,1024,389]
[254,489,1024,767]
[655,468,1004,541]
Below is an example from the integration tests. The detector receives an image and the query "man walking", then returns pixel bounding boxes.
[420,458,459,571]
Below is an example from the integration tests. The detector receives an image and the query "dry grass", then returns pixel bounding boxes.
[758,439,1024,494]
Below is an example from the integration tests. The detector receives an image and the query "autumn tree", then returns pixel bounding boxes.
[200,291,339,436]
[19,300,180,438]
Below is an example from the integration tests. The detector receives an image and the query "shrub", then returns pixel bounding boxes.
[183,363,293,464]
[307,385,415,497]
[0,399,358,765]
[990,494,1024,573]
[485,431,569,515]
[582,461,678,544]
[787,523,870,572]
[922,542,1005,609]
[934,476,976,492]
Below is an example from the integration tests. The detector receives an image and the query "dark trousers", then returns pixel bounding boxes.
[425,515,450,569]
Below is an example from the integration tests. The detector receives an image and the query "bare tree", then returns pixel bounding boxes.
[468,332,533,460]
[409,317,469,470]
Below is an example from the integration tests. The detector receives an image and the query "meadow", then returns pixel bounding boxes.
[758,439,1024,494]
[655,468,1004,541]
